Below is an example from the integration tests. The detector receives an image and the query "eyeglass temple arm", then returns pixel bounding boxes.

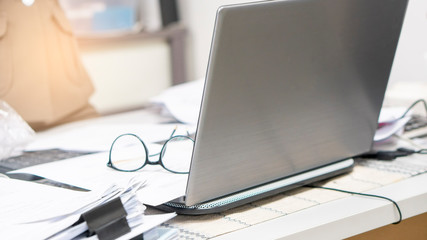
[169,126,178,138]
[169,126,192,138]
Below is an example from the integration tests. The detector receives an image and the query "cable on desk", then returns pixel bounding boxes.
[303,101,425,224]
[396,99,427,120]
[307,185,402,224]
[359,98,427,161]
[356,147,427,161]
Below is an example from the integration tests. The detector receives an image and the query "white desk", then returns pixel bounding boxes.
[215,173,427,239]
[9,104,427,239]
[85,108,427,240]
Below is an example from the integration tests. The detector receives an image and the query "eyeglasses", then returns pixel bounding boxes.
[107,129,194,174]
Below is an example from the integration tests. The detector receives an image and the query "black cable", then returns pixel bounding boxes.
[396,99,427,120]
[307,100,425,225]
[417,149,427,154]
[355,147,427,160]
[358,99,427,161]
[307,185,402,224]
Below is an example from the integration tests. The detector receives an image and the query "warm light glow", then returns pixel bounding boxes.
[22,0,35,7]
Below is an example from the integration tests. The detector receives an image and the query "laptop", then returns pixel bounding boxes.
[158,0,408,214]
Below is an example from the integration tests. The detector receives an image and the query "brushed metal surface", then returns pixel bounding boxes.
[186,0,408,205]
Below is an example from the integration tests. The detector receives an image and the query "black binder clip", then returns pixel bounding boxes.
[81,197,131,240]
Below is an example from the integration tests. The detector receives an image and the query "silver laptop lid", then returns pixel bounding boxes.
[185,0,408,206]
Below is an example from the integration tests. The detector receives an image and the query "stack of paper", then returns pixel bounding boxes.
[0,176,176,239]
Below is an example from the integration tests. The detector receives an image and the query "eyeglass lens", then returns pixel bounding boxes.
[161,136,193,173]
[110,134,147,171]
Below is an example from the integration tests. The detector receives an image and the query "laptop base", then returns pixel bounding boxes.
[155,158,354,215]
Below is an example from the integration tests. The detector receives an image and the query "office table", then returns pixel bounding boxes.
[213,173,427,239]
[2,107,427,239]
[159,153,427,240]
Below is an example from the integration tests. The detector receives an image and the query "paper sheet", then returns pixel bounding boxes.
[26,123,196,152]
[0,177,177,240]
[377,107,409,123]
[374,107,412,142]
[374,117,411,142]
[0,178,101,239]
[150,79,204,124]
[12,144,190,206]
[0,178,105,224]
[2,215,81,240]
[116,213,177,240]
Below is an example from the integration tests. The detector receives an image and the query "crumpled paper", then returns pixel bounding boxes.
[0,100,35,160]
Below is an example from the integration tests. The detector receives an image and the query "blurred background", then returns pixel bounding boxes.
[58,0,427,114]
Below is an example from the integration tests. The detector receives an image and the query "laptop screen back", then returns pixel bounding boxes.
[185,0,408,206]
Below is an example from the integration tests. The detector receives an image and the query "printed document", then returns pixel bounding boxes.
[0,177,177,239]
[12,143,190,206]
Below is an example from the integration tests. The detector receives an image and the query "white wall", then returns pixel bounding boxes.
[79,39,171,114]
[389,0,427,83]
[179,0,427,83]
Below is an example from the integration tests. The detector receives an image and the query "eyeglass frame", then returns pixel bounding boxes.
[107,132,194,174]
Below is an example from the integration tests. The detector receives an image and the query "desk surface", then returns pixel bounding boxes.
[4,106,427,240]
[159,154,427,239]
[215,173,427,239]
